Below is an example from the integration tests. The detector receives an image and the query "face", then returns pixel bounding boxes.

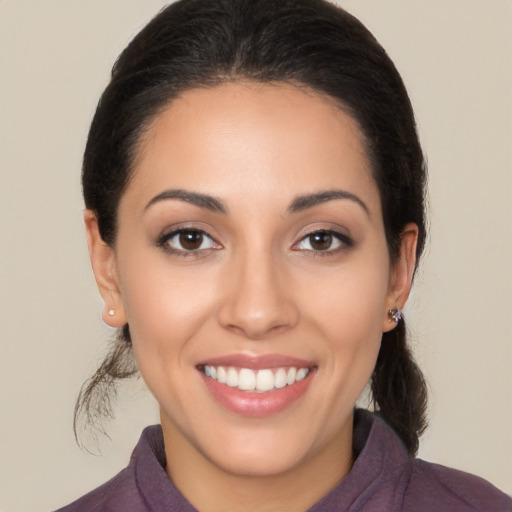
[87,82,416,480]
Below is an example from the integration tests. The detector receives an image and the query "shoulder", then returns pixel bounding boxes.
[54,465,146,512]
[53,425,166,512]
[54,424,197,511]
[353,410,511,511]
[404,458,512,511]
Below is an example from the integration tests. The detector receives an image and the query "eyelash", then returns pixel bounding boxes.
[292,229,353,257]
[157,227,353,258]
[157,228,221,258]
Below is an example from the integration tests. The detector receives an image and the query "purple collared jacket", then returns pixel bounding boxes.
[56,410,512,511]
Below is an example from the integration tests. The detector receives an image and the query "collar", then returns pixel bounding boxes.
[131,409,412,512]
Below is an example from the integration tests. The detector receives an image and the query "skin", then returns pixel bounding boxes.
[86,82,418,512]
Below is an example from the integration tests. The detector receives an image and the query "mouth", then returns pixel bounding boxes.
[196,355,316,417]
[199,365,311,393]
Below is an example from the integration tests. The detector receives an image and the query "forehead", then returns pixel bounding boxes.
[125,82,379,214]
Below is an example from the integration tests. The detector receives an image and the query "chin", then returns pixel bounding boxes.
[204,437,311,478]
[187,408,349,479]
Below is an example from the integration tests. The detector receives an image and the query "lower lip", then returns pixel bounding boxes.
[200,370,315,417]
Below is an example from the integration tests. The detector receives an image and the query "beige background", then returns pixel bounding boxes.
[0,1,510,510]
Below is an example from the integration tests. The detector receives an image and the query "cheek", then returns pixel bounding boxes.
[116,249,219,363]
[296,251,390,382]
[302,259,390,336]
[117,259,222,418]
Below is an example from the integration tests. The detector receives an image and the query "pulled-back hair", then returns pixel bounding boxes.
[77,0,428,455]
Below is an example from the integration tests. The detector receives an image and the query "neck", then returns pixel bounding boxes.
[161,414,354,512]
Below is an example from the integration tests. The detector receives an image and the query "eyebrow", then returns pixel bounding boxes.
[144,188,368,216]
[287,190,369,216]
[144,189,228,214]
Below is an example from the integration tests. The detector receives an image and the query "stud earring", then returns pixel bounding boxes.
[388,307,402,323]
[108,308,115,316]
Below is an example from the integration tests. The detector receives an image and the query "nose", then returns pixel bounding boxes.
[218,250,299,340]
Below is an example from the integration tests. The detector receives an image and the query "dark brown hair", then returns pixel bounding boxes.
[77,0,428,455]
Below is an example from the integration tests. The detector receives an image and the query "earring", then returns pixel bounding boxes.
[388,307,402,323]
[108,308,115,316]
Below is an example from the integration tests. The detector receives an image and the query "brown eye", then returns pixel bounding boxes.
[179,230,204,250]
[160,228,218,253]
[309,232,333,251]
[294,230,350,253]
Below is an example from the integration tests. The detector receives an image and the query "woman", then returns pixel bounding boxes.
[57,0,511,510]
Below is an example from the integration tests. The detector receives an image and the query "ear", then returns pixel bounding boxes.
[382,223,419,332]
[84,210,127,327]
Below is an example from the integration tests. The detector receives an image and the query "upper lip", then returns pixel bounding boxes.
[197,353,315,370]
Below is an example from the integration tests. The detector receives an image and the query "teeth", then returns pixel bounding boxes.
[286,367,297,385]
[296,368,308,381]
[226,367,239,387]
[202,365,311,392]
[217,366,227,384]
[256,369,274,391]
[274,368,287,389]
[238,368,256,391]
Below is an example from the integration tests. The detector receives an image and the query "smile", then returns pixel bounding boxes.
[197,356,316,417]
[202,365,310,393]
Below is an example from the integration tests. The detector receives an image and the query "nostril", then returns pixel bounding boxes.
[221,317,297,340]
